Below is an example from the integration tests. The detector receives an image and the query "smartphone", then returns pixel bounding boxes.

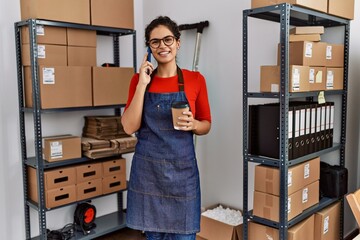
[147,47,152,62]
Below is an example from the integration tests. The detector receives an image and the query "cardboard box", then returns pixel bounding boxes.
[278,41,327,66]
[21,25,67,45]
[253,189,303,221]
[309,67,326,91]
[302,180,320,210]
[328,0,355,20]
[42,135,81,162]
[66,28,97,47]
[22,44,67,66]
[24,66,92,109]
[102,158,126,177]
[251,0,327,13]
[46,185,77,208]
[314,201,341,240]
[76,163,102,183]
[326,67,344,90]
[67,46,97,66]
[290,26,325,35]
[20,0,90,24]
[102,173,127,194]
[77,178,102,201]
[28,165,76,193]
[260,65,310,92]
[302,157,320,187]
[325,44,344,67]
[248,214,315,240]
[90,0,134,29]
[27,167,77,208]
[198,204,243,240]
[255,164,304,195]
[92,67,133,106]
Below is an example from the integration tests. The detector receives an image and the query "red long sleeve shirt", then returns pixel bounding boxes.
[125,69,211,123]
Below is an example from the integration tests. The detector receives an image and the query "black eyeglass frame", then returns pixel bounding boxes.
[148,35,177,49]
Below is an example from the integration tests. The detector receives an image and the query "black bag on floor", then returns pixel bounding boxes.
[320,161,348,198]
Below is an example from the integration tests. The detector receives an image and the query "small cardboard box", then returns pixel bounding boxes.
[66,28,97,47]
[198,204,243,240]
[46,185,77,208]
[248,214,315,240]
[102,158,126,177]
[309,67,326,91]
[90,0,134,29]
[102,173,127,194]
[76,163,102,183]
[326,67,344,90]
[77,178,102,201]
[42,135,81,162]
[28,166,76,195]
[67,46,97,66]
[328,0,355,20]
[253,189,303,221]
[24,66,92,109]
[20,0,90,24]
[21,25,67,45]
[314,201,340,240]
[302,157,320,187]
[27,167,77,208]
[325,44,344,67]
[92,67,134,106]
[278,41,327,67]
[302,180,320,210]
[251,0,327,13]
[22,44,67,66]
[260,65,310,92]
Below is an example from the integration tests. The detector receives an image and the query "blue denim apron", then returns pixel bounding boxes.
[127,67,200,234]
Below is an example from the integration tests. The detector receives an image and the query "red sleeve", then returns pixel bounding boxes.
[193,73,212,123]
[124,73,140,110]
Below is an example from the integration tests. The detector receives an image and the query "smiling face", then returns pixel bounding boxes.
[149,25,180,65]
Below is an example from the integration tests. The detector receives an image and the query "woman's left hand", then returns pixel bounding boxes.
[177,111,198,131]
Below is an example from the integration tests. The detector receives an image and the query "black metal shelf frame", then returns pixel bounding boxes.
[15,19,137,240]
[242,3,350,240]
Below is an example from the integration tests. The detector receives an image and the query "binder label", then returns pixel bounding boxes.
[289,110,293,139]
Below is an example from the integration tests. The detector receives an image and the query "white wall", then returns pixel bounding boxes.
[0,0,360,239]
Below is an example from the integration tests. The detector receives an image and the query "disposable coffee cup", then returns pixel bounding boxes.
[171,101,189,130]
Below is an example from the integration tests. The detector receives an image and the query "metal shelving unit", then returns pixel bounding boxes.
[242,3,350,240]
[14,19,137,240]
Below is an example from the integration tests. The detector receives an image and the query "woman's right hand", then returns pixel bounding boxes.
[138,53,154,87]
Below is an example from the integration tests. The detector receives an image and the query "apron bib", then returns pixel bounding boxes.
[126,67,200,234]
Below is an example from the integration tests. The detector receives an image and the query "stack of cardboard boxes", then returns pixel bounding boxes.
[251,0,354,20]
[260,27,344,93]
[20,0,135,109]
[28,158,127,208]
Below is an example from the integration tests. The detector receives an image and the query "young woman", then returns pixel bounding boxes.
[121,16,211,240]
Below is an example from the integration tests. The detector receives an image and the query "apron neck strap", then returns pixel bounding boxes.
[146,65,184,92]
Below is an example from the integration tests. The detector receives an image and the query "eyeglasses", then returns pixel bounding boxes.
[148,35,176,49]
